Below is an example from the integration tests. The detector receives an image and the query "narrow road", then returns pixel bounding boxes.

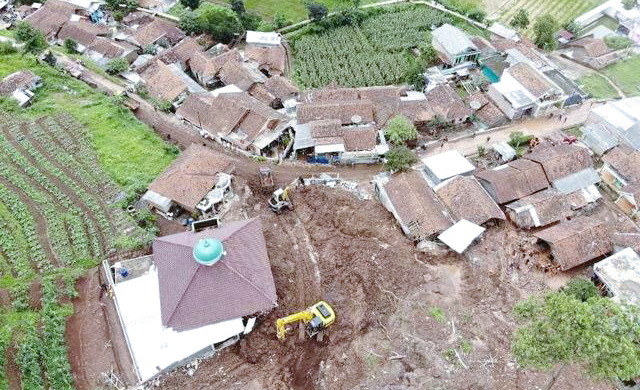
[420,101,595,157]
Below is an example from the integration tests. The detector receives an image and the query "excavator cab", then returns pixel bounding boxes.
[276,301,336,340]
[269,187,294,214]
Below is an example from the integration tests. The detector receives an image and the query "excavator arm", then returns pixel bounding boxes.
[276,310,314,340]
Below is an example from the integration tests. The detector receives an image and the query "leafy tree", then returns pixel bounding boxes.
[230,0,245,14]
[307,2,328,21]
[622,0,637,10]
[257,21,275,32]
[180,0,199,10]
[14,21,34,43]
[512,286,640,387]
[105,57,129,74]
[240,11,262,30]
[64,38,78,53]
[179,10,202,35]
[112,10,124,21]
[385,115,418,146]
[563,21,581,35]
[467,9,486,22]
[510,9,529,29]
[561,278,598,302]
[605,35,634,50]
[273,12,291,29]
[533,14,558,51]
[404,61,426,89]
[508,131,533,148]
[384,146,418,172]
[197,4,243,43]
[23,30,47,56]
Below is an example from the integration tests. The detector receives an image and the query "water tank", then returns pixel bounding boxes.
[192,238,225,266]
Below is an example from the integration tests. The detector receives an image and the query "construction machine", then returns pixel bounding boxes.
[269,178,303,214]
[258,167,275,193]
[276,301,336,341]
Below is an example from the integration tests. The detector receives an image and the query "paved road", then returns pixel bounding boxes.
[420,101,596,157]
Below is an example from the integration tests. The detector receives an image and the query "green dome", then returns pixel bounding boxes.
[193,238,224,266]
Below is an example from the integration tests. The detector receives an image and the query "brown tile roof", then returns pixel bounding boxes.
[140,60,188,102]
[158,37,203,67]
[399,99,435,124]
[602,146,640,183]
[505,188,572,229]
[244,43,286,75]
[122,11,154,27]
[189,49,241,86]
[219,58,263,90]
[247,83,275,105]
[300,87,360,103]
[435,176,505,225]
[463,92,489,110]
[384,170,453,239]
[154,218,277,331]
[297,100,374,125]
[57,21,108,47]
[425,84,472,122]
[0,71,40,95]
[309,119,342,138]
[475,101,508,127]
[613,232,640,253]
[568,37,612,58]
[148,144,234,211]
[25,0,76,37]
[525,144,592,182]
[133,19,183,47]
[475,159,548,204]
[176,92,287,148]
[534,216,612,270]
[263,75,298,100]
[343,127,377,151]
[508,62,555,98]
[86,37,137,59]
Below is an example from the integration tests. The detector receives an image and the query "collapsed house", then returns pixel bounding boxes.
[374,170,453,241]
[505,188,573,229]
[525,144,601,206]
[534,216,612,271]
[0,70,43,107]
[105,218,277,382]
[176,92,290,155]
[475,159,549,204]
[434,175,505,226]
[593,247,640,307]
[565,37,620,69]
[244,30,287,77]
[600,146,640,216]
[143,144,235,218]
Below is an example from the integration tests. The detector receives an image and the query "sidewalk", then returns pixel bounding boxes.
[419,101,596,157]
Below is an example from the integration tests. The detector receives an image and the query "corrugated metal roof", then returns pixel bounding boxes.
[552,167,601,194]
[594,247,640,307]
[581,123,618,155]
[432,24,478,56]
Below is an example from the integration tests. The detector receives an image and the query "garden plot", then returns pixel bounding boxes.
[0,112,150,390]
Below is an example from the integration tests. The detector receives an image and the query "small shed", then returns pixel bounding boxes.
[422,150,475,186]
[246,31,281,46]
[438,219,485,254]
[593,247,640,307]
[534,216,612,271]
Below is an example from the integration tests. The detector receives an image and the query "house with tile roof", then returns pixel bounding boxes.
[434,175,505,226]
[600,146,640,217]
[105,218,277,382]
[0,70,42,107]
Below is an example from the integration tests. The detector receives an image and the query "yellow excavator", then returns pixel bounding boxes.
[276,301,336,340]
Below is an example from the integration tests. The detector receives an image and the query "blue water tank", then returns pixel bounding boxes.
[192,238,224,266]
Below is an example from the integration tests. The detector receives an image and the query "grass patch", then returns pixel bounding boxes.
[429,307,447,323]
[601,55,640,97]
[460,340,473,354]
[243,0,379,23]
[0,54,176,194]
[564,126,583,138]
[578,73,618,99]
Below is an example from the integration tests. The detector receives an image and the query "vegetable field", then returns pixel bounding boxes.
[0,112,152,389]
[290,6,481,88]
[494,0,605,36]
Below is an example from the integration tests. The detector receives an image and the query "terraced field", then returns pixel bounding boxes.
[0,112,150,389]
[494,0,605,36]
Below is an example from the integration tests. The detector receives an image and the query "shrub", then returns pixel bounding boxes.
[307,2,328,21]
[467,9,485,22]
[179,10,202,35]
[180,0,199,10]
[230,0,245,14]
[273,12,292,29]
[0,41,17,56]
[605,35,633,50]
[105,57,129,74]
[510,9,529,29]
[561,278,598,302]
[14,21,33,43]
[257,21,275,32]
[240,11,262,30]
[64,38,78,54]
[143,44,157,55]
[384,146,418,172]
[533,14,558,51]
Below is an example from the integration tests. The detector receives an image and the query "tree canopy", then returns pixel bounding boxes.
[105,57,129,75]
[385,115,418,146]
[307,2,328,20]
[384,146,418,172]
[533,14,558,51]
[179,0,200,10]
[512,280,640,383]
[510,9,530,29]
[15,23,47,56]
[197,4,243,43]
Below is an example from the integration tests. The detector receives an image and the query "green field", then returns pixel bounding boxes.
[290,5,487,88]
[243,0,378,23]
[0,54,176,194]
[579,73,618,99]
[601,55,640,96]
[495,0,605,37]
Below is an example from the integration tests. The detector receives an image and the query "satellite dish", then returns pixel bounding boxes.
[470,100,481,110]
[351,115,362,124]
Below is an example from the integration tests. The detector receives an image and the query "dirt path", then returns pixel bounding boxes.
[420,101,595,157]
